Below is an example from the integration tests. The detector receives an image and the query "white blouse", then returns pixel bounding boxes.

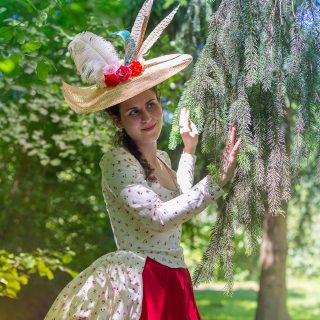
[44,146,224,320]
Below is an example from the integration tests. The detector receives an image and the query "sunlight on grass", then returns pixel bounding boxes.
[194,277,320,320]
[287,278,320,320]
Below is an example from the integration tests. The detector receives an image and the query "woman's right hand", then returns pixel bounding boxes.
[179,108,199,155]
[218,125,241,188]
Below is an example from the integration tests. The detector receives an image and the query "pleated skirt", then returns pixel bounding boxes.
[139,256,202,320]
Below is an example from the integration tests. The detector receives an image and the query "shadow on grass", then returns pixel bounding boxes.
[195,289,257,320]
[287,290,306,299]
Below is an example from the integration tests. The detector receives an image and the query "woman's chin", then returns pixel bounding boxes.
[137,131,161,144]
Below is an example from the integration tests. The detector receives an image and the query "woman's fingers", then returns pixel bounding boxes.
[230,138,241,156]
[229,138,241,164]
[220,129,241,185]
[228,126,236,151]
[179,108,190,128]
[189,122,198,137]
[180,121,198,138]
[233,138,241,152]
[179,108,199,138]
[225,127,234,155]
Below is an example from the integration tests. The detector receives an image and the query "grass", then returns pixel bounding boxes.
[194,277,320,320]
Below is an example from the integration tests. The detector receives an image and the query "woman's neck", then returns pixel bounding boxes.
[137,142,158,168]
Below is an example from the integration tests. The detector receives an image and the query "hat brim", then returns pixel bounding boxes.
[62,53,193,114]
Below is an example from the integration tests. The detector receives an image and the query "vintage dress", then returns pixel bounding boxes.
[44,146,225,320]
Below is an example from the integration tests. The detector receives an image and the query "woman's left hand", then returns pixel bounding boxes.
[179,108,199,154]
[218,125,241,188]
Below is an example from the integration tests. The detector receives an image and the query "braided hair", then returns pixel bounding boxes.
[101,86,161,182]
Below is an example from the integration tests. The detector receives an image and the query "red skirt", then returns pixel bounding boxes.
[139,256,202,320]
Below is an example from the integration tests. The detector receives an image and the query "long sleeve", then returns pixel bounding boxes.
[100,148,225,232]
[176,151,197,193]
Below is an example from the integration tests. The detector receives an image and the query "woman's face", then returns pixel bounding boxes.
[114,89,163,145]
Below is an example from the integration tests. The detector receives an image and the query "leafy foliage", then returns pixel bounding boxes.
[168,0,320,291]
[0,249,75,298]
[0,0,127,299]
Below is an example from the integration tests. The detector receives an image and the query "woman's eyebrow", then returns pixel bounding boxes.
[126,106,138,112]
[145,99,155,106]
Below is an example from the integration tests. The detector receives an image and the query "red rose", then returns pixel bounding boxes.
[104,73,121,87]
[116,65,132,81]
[129,61,143,76]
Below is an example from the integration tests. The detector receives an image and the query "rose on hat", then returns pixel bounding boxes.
[104,73,121,87]
[130,60,143,76]
[102,60,144,87]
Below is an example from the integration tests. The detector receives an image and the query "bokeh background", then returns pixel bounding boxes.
[0,0,319,319]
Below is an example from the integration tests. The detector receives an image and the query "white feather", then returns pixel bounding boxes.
[138,5,179,58]
[68,31,120,84]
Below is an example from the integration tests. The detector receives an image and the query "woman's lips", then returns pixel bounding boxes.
[142,123,156,131]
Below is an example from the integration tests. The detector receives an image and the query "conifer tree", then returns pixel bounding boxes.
[169,1,319,318]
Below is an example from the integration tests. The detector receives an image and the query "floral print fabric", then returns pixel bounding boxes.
[44,147,224,320]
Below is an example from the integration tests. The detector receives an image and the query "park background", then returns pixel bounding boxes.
[0,0,319,319]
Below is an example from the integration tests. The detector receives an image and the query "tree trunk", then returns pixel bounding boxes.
[255,202,290,320]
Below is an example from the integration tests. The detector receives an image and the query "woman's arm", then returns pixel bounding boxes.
[177,108,198,193]
[100,148,224,233]
[176,151,197,193]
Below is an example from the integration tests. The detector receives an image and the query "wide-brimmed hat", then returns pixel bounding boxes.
[63,0,193,114]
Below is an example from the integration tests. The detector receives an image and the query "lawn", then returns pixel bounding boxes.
[194,277,320,320]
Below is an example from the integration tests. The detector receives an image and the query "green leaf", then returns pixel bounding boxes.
[40,159,50,166]
[0,54,22,75]
[37,261,54,279]
[22,41,42,52]
[6,279,21,293]
[42,57,56,71]
[27,149,38,156]
[0,26,13,41]
[36,59,49,81]
[22,255,36,269]
[19,274,29,285]
[16,31,26,44]
[0,58,15,74]
[62,254,73,264]
[0,7,7,14]
[50,158,61,166]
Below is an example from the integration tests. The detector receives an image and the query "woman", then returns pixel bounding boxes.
[101,86,240,319]
[45,1,240,319]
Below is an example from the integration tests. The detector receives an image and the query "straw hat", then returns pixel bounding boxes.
[63,0,193,114]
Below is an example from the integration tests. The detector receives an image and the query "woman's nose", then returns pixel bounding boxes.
[141,110,152,122]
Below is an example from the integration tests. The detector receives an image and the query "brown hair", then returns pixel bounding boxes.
[101,86,161,182]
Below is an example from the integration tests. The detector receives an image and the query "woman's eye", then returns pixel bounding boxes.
[129,110,138,116]
[148,102,155,108]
